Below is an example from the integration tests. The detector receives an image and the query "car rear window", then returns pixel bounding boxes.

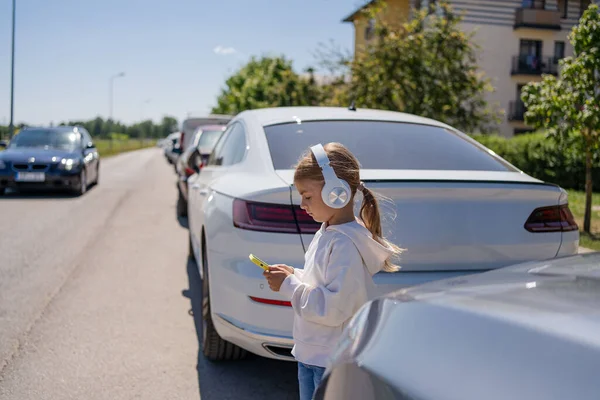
[263,121,515,171]
[198,130,223,149]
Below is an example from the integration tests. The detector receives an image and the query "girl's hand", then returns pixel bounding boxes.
[263,265,293,292]
[273,264,294,275]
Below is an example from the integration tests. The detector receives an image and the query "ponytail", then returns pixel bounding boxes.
[359,186,402,273]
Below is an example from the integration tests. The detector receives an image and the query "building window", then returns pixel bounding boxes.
[518,39,543,71]
[365,18,376,41]
[554,41,566,63]
[417,0,438,13]
[580,0,592,15]
[558,0,568,17]
[522,0,546,9]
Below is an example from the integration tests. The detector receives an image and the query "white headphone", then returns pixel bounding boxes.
[310,144,352,209]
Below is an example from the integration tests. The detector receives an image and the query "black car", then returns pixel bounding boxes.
[175,125,225,217]
[0,126,100,196]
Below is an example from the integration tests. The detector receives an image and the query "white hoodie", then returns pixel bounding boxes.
[279,219,394,368]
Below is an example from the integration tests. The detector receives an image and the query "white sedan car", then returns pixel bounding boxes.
[187,107,579,361]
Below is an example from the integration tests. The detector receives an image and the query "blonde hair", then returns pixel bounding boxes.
[294,142,402,272]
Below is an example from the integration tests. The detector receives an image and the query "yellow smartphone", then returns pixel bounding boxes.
[249,254,270,271]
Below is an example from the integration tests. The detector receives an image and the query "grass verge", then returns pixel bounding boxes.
[566,190,600,252]
[95,139,156,157]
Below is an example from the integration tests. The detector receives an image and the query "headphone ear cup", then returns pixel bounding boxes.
[321,179,352,209]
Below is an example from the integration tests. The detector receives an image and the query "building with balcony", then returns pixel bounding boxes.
[343,0,596,136]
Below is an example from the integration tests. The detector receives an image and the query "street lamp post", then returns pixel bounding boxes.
[109,72,126,121]
[8,0,16,139]
[141,98,151,121]
[108,72,125,151]
[141,98,151,146]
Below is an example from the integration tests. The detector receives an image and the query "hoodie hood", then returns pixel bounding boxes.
[326,219,395,276]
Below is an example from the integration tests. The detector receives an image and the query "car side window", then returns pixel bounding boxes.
[80,129,93,149]
[207,123,247,166]
[207,125,234,166]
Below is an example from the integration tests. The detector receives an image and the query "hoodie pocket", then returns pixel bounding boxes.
[294,319,344,350]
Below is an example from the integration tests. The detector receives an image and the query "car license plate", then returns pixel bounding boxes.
[16,172,45,182]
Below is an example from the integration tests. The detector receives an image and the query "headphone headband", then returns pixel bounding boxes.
[310,144,338,182]
[309,144,351,209]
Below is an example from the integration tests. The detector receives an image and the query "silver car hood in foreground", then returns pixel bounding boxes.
[321,253,600,400]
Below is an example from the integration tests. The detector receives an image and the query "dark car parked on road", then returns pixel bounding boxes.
[0,126,99,196]
[175,125,225,217]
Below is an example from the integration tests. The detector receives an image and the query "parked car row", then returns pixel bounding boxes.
[161,131,182,166]
[171,106,598,398]
[160,115,231,217]
[0,126,100,196]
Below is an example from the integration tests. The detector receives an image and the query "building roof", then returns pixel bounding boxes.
[342,0,377,22]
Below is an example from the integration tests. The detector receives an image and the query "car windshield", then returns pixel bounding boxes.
[263,120,517,171]
[198,130,224,150]
[9,129,81,150]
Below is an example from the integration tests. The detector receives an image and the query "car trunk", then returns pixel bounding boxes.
[276,169,564,273]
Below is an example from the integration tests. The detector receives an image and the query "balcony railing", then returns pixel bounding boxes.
[511,55,559,75]
[509,100,526,122]
[515,7,562,30]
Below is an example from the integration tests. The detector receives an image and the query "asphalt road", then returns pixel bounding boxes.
[0,148,298,399]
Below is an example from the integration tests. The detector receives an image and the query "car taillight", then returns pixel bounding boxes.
[524,204,578,233]
[249,296,292,307]
[232,199,320,234]
[184,167,195,177]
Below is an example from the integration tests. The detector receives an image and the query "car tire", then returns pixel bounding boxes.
[201,239,247,361]
[177,191,187,217]
[75,169,87,196]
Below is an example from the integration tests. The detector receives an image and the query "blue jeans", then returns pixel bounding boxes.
[298,362,326,400]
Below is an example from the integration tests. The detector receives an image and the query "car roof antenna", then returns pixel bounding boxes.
[348,100,357,111]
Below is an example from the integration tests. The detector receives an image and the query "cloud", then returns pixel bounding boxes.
[213,45,237,55]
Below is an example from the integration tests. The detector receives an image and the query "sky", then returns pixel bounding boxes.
[0,0,358,127]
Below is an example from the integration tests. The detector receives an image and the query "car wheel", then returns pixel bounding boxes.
[177,191,187,217]
[201,239,247,361]
[75,169,87,196]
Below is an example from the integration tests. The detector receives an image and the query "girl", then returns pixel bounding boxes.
[263,142,401,400]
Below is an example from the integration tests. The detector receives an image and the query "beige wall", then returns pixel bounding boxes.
[463,22,573,136]
[351,0,411,56]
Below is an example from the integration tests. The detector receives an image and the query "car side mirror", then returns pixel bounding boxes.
[173,147,182,155]
[188,149,203,173]
[0,140,7,149]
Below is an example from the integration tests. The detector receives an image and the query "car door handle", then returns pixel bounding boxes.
[199,189,209,196]
[191,184,201,190]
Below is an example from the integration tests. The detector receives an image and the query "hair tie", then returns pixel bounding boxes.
[357,181,365,192]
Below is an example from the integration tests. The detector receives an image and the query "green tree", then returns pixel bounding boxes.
[212,56,322,114]
[90,117,104,137]
[345,1,497,132]
[160,116,178,136]
[521,4,600,234]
